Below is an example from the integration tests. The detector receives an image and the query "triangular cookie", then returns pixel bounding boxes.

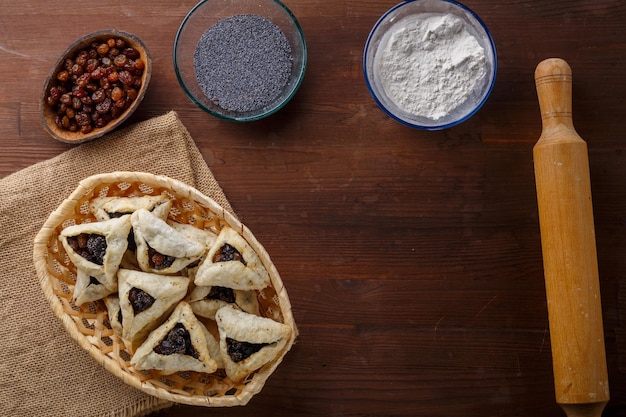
[59,216,132,289]
[194,227,270,290]
[72,268,116,307]
[131,302,218,375]
[118,269,189,346]
[90,195,172,222]
[131,209,207,274]
[167,220,217,249]
[189,285,259,320]
[215,305,291,382]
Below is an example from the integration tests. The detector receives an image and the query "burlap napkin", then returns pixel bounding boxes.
[0,111,233,416]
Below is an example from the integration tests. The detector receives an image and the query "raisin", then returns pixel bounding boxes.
[123,47,140,60]
[75,112,91,126]
[91,89,105,103]
[110,105,122,119]
[128,287,155,314]
[118,70,133,86]
[153,323,198,358]
[99,77,111,90]
[115,98,127,109]
[48,86,63,103]
[97,43,109,55]
[213,244,246,265]
[107,71,119,83]
[110,86,124,101]
[126,88,138,101]
[226,337,266,362]
[90,67,106,80]
[72,96,82,110]
[123,59,136,72]
[94,117,107,128]
[85,58,99,73]
[84,83,97,94]
[113,54,127,67]
[95,97,112,114]
[75,50,88,67]
[56,70,70,82]
[72,87,87,98]
[76,233,88,248]
[132,76,142,88]
[147,245,175,269]
[69,63,83,76]
[206,286,236,303]
[76,73,91,88]
[60,93,72,105]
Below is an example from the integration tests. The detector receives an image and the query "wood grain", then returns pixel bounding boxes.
[1,1,625,416]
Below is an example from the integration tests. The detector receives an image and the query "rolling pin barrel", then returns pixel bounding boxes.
[533,58,609,417]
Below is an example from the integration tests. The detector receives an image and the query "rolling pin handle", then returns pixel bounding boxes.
[535,58,575,133]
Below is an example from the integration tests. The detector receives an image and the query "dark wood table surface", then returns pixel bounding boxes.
[2,1,626,416]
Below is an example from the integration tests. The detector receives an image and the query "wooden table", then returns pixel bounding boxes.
[2,1,625,416]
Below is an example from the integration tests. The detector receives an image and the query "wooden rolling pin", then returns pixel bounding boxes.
[533,58,610,417]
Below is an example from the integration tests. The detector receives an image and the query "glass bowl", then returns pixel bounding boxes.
[174,0,307,122]
[363,0,497,130]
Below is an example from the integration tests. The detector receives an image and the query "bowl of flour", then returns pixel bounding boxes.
[174,0,307,122]
[363,0,496,130]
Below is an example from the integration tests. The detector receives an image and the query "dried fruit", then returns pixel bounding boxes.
[45,36,145,134]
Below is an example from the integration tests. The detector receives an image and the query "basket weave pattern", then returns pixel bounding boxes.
[33,172,296,407]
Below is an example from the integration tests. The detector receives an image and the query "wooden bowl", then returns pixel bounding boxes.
[40,30,152,144]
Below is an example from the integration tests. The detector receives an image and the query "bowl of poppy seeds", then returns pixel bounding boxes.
[174,0,306,122]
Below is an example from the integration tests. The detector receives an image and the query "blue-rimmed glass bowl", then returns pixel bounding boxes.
[363,0,497,130]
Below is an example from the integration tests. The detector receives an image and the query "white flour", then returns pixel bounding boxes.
[377,13,486,120]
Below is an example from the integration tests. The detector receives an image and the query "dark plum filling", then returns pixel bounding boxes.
[128,287,155,315]
[153,323,198,358]
[226,337,267,362]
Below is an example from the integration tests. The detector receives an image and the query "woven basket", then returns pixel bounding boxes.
[33,171,297,406]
